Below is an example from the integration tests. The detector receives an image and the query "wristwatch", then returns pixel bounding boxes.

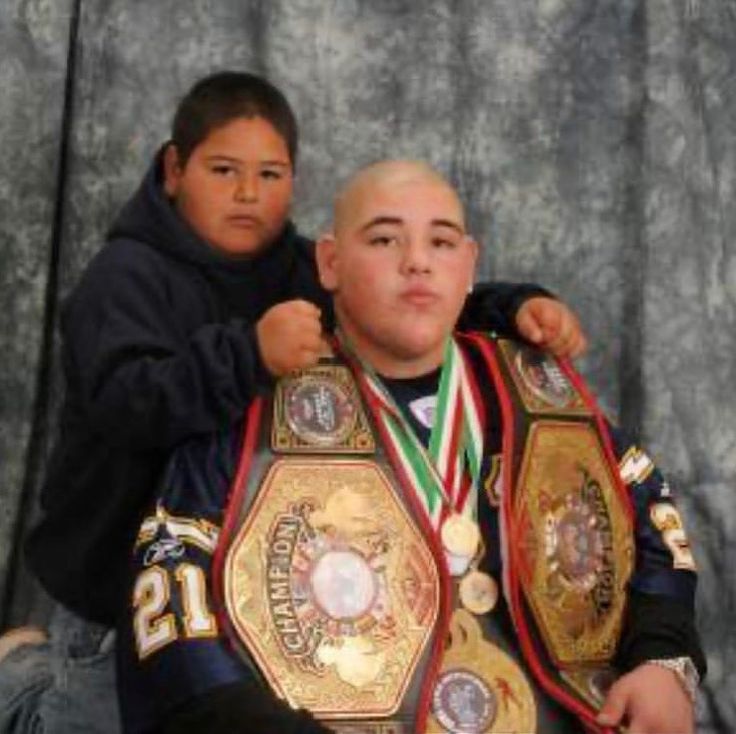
[646,656,699,703]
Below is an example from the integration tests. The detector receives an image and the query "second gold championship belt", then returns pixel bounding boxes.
[216,355,441,732]
[487,338,635,715]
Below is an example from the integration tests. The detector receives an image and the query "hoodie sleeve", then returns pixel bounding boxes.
[62,241,273,450]
[457,281,554,336]
[605,423,707,678]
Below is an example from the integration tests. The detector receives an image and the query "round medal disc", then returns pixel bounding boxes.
[441,513,481,559]
[432,668,497,733]
[459,570,499,615]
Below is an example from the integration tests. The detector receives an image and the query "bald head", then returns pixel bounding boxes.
[316,158,478,378]
[333,160,465,237]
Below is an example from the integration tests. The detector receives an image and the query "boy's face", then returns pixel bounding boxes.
[317,165,478,377]
[164,116,293,256]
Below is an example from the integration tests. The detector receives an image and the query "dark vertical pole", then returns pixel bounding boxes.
[1,0,83,627]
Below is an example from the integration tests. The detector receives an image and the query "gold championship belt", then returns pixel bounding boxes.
[493,339,635,710]
[221,358,440,728]
[218,342,620,732]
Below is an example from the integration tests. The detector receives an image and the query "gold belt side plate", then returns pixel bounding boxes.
[224,458,440,719]
[497,340,589,415]
[514,421,634,667]
[272,365,375,453]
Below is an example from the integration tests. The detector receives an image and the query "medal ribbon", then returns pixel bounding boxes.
[345,335,484,531]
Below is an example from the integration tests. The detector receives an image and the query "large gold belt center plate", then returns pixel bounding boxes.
[224,459,440,718]
[515,422,634,666]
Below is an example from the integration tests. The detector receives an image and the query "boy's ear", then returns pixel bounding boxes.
[315,233,339,292]
[162,143,182,198]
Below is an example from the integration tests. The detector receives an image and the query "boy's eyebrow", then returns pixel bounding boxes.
[205,155,289,168]
[360,216,403,232]
[359,216,464,234]
[431,218,465,235]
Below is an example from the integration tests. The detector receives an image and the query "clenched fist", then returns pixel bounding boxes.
[515,296,588,359]
[256,300,325,377]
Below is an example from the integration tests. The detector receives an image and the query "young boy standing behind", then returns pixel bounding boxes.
[26,73,324,627]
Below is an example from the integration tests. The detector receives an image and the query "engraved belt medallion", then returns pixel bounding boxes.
[224,459,440,718]
[498,341,588,415]
[273,365,375,453]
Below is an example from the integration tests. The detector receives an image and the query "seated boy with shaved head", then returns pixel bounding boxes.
[117,161,704,734]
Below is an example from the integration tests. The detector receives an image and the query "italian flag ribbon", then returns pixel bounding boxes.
[345,335,484,532]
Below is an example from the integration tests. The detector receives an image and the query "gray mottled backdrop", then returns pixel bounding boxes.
[1,0,734,731]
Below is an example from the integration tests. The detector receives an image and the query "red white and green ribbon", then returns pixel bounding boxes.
[343,335,484,533]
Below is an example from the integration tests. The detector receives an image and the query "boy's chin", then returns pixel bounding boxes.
[393,322,451,353]
[381,328,450,366]
[208,234,275,258]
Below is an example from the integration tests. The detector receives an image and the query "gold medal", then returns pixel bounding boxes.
[427,609,536,734]
[459,569,499,615]
[441,512,481,558]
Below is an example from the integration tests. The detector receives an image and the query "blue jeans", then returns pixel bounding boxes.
[0,606,120,734]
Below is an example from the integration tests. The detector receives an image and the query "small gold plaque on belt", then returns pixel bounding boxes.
[514,421,634,667]
[272,365,375,452]
[427,609,537,733]
[224,459,440,718]
[497,340,588,415]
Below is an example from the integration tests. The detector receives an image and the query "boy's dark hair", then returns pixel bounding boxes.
[171,71,298,167]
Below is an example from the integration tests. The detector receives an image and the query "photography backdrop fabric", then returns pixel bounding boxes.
[1,1,734,731]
